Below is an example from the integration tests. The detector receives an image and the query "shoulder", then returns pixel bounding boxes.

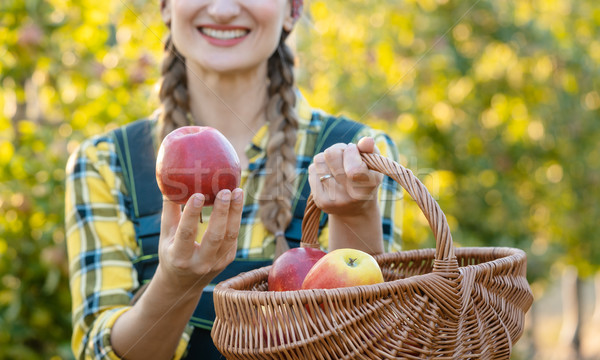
[66,133,117,176]
[64,131,124,202]
[296,94,398,159]
[296,91,391,138]
[66,118,155,178]
[296,95,364,141]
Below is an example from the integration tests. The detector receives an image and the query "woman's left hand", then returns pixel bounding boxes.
[308,137,382,217]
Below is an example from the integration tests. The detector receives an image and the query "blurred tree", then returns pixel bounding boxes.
[1,0,164,358]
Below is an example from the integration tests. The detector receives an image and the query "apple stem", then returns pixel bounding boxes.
[348,257,358,267]
[199,213,203,223]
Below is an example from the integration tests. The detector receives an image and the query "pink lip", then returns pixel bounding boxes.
[198,25,250,47]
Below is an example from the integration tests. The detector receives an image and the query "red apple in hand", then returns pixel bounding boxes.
[156,126,241,205]
[301,248,384,289]
[268,247,327,291]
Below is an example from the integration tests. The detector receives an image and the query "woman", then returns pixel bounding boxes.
[65,0,402,359]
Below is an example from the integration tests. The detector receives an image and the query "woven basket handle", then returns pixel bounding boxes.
[300,152,458,276]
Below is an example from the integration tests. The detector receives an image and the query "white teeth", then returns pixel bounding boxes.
[201,28,247,40]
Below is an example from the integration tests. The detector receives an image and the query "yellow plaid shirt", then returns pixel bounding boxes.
[65,96,403,359]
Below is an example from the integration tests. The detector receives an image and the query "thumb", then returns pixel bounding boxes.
[160,197,181,240]
[357,137,378,154]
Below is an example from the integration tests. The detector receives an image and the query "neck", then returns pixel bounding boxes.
[186,64,269,139]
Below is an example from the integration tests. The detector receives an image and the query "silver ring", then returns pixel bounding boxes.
[319,174,333,182]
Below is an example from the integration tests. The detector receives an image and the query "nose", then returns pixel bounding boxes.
[207,0,241,22]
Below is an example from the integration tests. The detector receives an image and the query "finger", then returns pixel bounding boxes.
[343,143,369,180]
[199,189,232,254]
[323,143,347,184]
[310,154,333,193]
[172,193,204,255]
[357,137,381,157]
[160,198,181,240]
[308,162,322,192]
[356,138,382,182]
[344,144,382,201]
[223,188,243,246]
[307,163,327,208]
[312,152,330,176]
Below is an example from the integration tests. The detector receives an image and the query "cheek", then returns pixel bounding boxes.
[170,0,199,30]
[169,22,187,54]
[169,1,198,53]
[171,0,199,14]
[252,1,286,31]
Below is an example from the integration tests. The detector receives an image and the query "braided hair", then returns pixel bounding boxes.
[157,34,190,140]
[259,33,299,254]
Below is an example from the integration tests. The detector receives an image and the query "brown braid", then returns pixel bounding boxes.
[157,34,191,141]
[259,33,299,248]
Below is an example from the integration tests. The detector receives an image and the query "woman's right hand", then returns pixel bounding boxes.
[111,188,243,359]
[157,188,244,292]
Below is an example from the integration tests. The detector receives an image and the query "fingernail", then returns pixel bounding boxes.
[233,188,243,202]
[220,190,231,202]
[193,194,204,208]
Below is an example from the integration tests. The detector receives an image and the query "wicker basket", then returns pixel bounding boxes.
[211,153,533,359]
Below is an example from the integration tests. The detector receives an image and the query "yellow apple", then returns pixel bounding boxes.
[301,248,384,289]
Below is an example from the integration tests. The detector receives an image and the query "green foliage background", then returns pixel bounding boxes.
[1,0,599,358]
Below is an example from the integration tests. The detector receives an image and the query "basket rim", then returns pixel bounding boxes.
[214,246,528,300]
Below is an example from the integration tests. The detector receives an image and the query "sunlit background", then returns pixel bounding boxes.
[1,0,599,359]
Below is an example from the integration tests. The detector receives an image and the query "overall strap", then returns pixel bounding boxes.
[284,115,366,243]
[111,119,163,283]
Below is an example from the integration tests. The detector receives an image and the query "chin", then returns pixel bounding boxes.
[208,61,258,74]
[186,45,274,76]
[191,56,268,78]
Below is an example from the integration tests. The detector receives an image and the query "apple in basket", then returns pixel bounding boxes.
[156,126,241,206]
[301,248,384,289]
[268,247,327,291]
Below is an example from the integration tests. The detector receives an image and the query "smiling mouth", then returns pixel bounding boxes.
[199,27,249,40]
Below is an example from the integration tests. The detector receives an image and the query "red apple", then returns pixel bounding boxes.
[156,126,241,206]
[301,248,384,290]
[268,247,327,291]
